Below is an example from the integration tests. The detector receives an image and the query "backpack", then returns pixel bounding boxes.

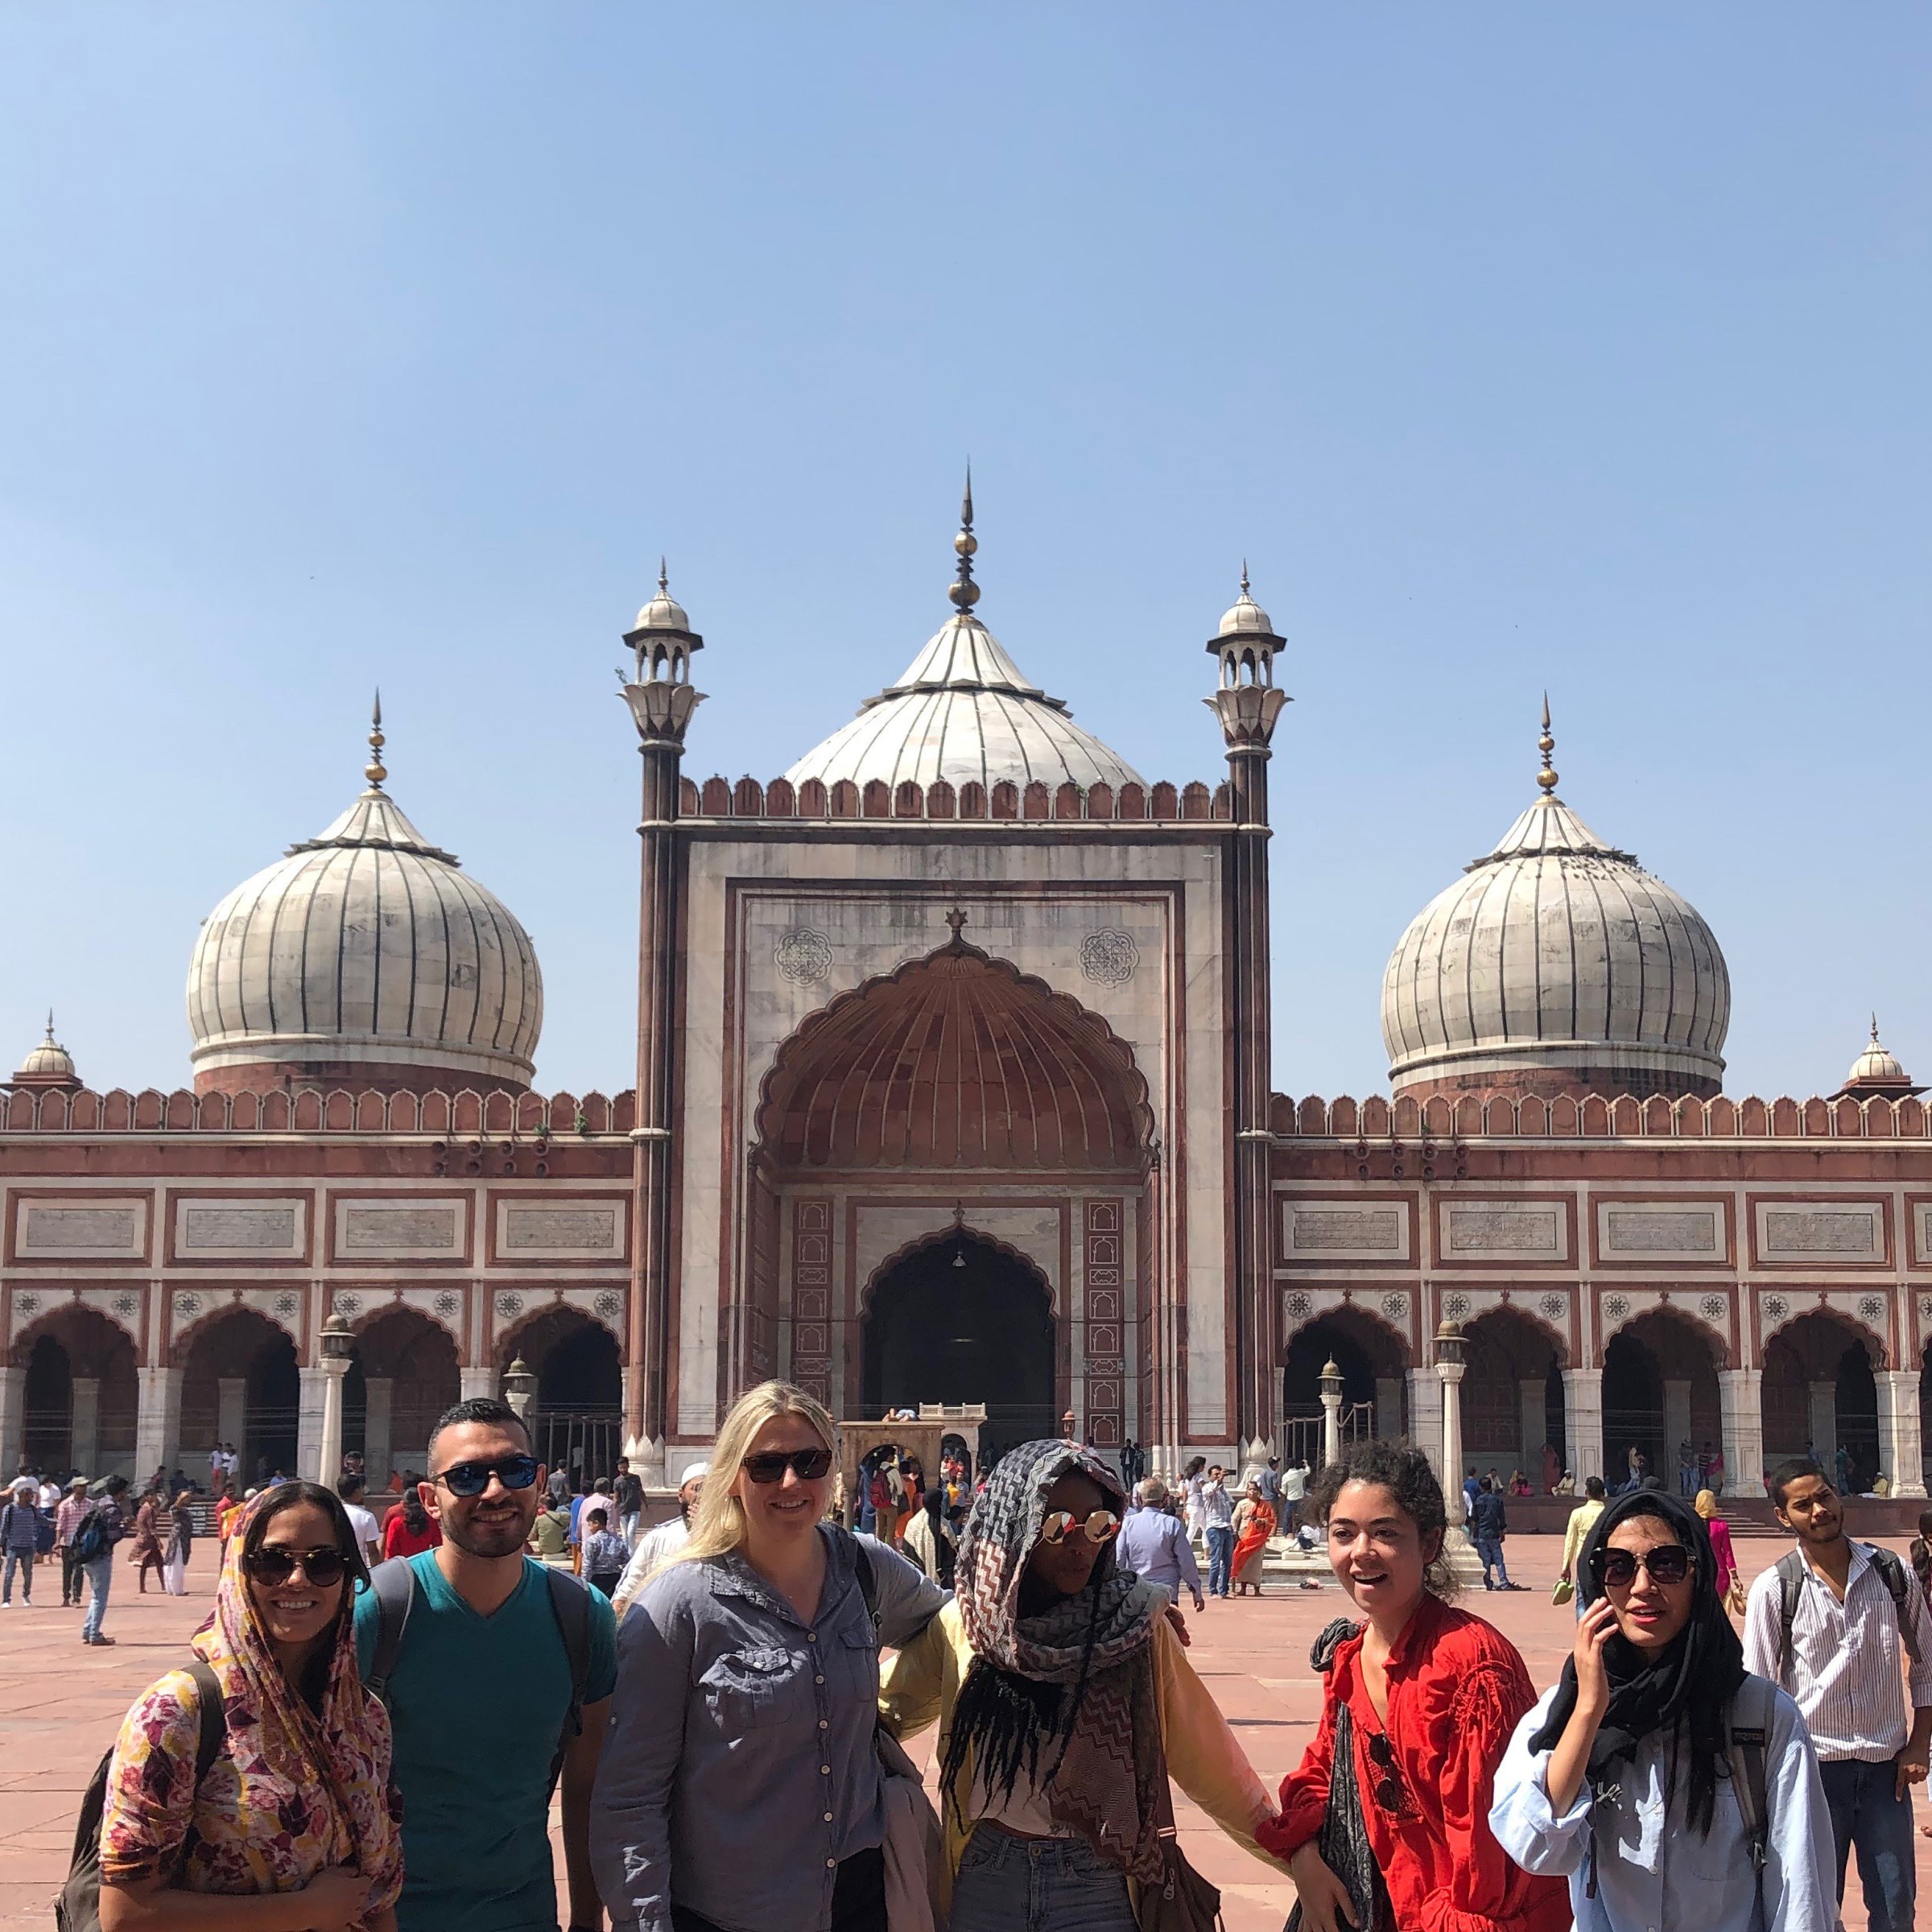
[1773,1544,1923,1674]
[364,1557,592,1798]
[1724,1673,1774,1873]
[57,1658,225,1932]
[68,1507,108,1563]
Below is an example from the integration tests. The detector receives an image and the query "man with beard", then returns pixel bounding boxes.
[354,1395,617,1932]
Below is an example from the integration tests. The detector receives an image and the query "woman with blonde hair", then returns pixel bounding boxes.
[1693,1486,1740,1609]
[590,1381,947,1932]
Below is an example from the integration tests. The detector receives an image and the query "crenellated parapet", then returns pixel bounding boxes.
[677,773,1232,823]
[0,1085,637,1137]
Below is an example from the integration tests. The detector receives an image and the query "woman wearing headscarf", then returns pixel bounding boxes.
[1228,1479,1274,1597]
[1490,1487,1835,1931]
[901,1486,956,1589]
[1693,1486,1740,1608]
[96,1482,402,1930]
[880,1439,1279,1930]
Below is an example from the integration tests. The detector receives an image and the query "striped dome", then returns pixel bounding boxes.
[187,781,542,1092]
[785,613,1143,794]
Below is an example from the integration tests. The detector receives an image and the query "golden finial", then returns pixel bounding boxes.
[948,464,980,613]
[365,690,387,788]
[1536,692,1558,795]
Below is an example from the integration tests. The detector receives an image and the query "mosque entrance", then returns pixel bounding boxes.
[862,1233,1055,1462]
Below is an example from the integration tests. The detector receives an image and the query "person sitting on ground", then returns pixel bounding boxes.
[379,1480,440,1561]
[1491,1487,1835,1932]
[1263,1439,1569,1932]
[580,1508,627,1598]
[1114,1477,1205,1616]
[530,1488,573,1565]
[881,1439,1281,1930]
[591,1380,947,1932]
[96,1483,402,1931]
[1509,1470,1534,1498]
[611,1460,708,1618]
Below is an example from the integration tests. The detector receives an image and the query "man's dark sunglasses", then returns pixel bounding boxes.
[1366,1730,1402,1812]
[245,1545,350,1587]
[741,1447,833,1485]
[1592,1543,1690,1590]
[432,1455,540,1498]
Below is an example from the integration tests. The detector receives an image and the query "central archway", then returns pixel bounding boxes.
[862,1233,1055,1459]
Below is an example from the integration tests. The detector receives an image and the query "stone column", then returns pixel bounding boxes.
[1375,1376,1406,1443]
[362,1377,394,1488]
[316,1355,350,1488]
[1806,1381,1837,1462]
[1519,1379,1546,1476]
[1435,1344,1483,1583]
[1876,1369,1927,1499]
[134,1368,183,1484]
[1320,1374,1344,1471]
[1406,1369,1443,1481]
[0,1367,24,1479]
[459,1367,494,1402]
[1561,1368,1605,1487]
[70,1377,101,1475]
[1663,1378,1694,1485]
[1718,1369,1764,1499]
[296,1368,329,1484]
[217,1377,248,1455]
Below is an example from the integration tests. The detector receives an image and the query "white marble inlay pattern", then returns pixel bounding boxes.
[1445,1203,1562,1256]
[1757,1204,1882,1260]
[336,1199,464,1256]
[18,1201,146,1258]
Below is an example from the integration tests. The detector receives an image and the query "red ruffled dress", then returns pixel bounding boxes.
[1261,1592,1569,1932]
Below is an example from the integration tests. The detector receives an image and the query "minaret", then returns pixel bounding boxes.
[621,565,706,1483]
[1205,568,1290,1462]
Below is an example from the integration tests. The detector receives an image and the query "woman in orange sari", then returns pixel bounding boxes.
[1229,1480,1275,1596]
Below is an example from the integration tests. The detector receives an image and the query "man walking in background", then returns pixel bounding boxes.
[1117,1477,1205,1615]
[1556,1474,1607,1600]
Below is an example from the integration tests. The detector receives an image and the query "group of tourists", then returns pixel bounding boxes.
[2,1465,138,1639]
[71,1379,1930,1932]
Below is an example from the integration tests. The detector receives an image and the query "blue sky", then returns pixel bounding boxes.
[2,6,1926,1100]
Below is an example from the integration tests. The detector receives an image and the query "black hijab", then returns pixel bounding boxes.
[1525,1486,1744,1833]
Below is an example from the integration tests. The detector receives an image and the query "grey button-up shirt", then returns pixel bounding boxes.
[591,1524,947,1932]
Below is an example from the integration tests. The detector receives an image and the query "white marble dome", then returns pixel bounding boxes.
[14,1013,77,1086]
[785,610,1144,794]
[1381,753,1729,1098]
[187,773,543,1091]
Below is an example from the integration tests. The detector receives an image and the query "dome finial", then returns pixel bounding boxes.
[1536,692,1558,795]
[1241,558,1250,596]
[948,463,980,613]
[365,690,387,789]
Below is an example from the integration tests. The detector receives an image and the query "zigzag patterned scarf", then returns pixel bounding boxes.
[949,1440,1166,1880]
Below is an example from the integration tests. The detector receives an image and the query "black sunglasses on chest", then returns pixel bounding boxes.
[432,1455,540,1498]
[1365,1729,1403,1812]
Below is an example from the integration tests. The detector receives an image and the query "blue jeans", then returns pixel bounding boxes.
[80,1554,113,1640]
[1204,1525,1233,1597]
[1,1550,31,1602]
[1476,1535,1509,1587]
[950,1825,1137,1932]
[1819,1757,1916,1932]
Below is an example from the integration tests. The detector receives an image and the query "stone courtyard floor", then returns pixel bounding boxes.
[1,1534,1926,1928]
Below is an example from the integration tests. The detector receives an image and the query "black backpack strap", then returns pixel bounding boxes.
[1724,1674,1773,1874]
[184,1660,226,1779]
[1867,1545,1925,1667]
[543,1566,593,1798]
[365,1558,417,1699]
[1773,1547,1806,1678]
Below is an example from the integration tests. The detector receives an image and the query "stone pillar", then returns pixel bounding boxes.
[0,1367,24,1478]
[1663,1378,1694,1483]
[621,584,704,1481]
[1562,1368,1605,1488]
[134,1368,183,1484]
[1320,1379,1344,1471]
[1718,1369,1765,1500]
[1375,1376,1406,1443]
[296,1368,329,1485]
[1876,1369,1927,1499]
[1806,1380,1837,1462]
[1519,1379,1546,1476]
[70,1377,101,1474]
[316,1355,350,1488]
[362,1377,394,1488]
[1436,1349,1483,1583]
[1406,1369,1443,1481]
[217,1377,248,1455]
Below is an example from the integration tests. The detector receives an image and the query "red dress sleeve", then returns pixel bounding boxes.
[1258,1670,1339,1860]
[1417,1659,1539,1932]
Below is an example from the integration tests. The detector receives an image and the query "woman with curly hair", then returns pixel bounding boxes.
[1261,1439,1568,1932]
[880,1438,1279,1930]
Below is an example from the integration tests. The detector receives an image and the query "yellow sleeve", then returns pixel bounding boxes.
[1150,1614,1282,1873]
[878,1603,951,1743]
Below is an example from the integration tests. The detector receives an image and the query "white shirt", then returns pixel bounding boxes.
[343,1503,381,1560]
[1741,1541,1932,1761]
[1491,1678,1837,1932]
[1278,1465,1307,1502]
[612,1514,691,1616]
[36,1480,60,1510]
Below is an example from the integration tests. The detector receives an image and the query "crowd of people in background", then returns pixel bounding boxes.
[13,1400,1926,1932]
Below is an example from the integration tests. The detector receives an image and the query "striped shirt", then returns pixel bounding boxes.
[1741,1541,1932,1761]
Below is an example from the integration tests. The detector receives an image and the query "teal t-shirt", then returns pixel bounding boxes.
[353,1551,617,1932]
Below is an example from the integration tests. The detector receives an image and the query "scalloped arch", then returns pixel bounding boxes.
[859,1224,1058,1319]
[1278,1298,1414,1371]
[1758,1298,1889,1372]
[754,939,1154,1171]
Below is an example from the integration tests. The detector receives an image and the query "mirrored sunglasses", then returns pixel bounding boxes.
[432,1455,539,1498]
[741,1447,833,1485]
[1592,1543,1690,1590]
[244,1545,349,1587]
[1039,1509,1121,1548]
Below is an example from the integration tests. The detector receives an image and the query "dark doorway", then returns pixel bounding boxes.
[506,1311,624,1488]
[863,1235,1055,1455]
[22,1333,71,1472]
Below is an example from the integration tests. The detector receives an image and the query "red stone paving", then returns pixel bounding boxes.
[1,1537,1925,1928]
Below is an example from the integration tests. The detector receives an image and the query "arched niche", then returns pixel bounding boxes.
[497,1305,622,1490]
[1281,1306,1411,1456]
[341,1307,461,1486]
[1459,1307,1568,1484]
[174,1307,300,1483]
[1761,1309,1880,1487]
[1602,1308,1723,1490]
[12,1304,139,1477]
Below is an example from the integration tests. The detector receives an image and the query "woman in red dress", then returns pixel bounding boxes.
[1261,1439,1569,1932]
